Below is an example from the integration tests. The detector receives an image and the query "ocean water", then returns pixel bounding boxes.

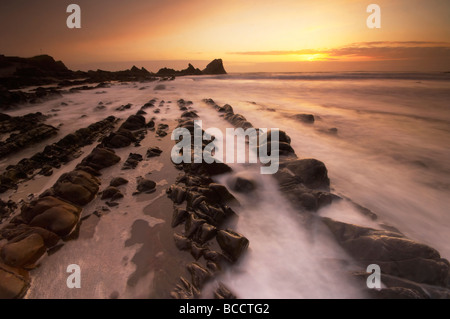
[3,72,450,298]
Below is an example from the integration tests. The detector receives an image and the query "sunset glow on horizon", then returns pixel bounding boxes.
[1,0,449,72]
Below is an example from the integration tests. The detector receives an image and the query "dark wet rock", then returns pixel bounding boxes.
[105,201,119,207]
[172,208,189,228]
[28,205,79,237]
[102,130,135,148]
[257,140,296,157]
[202,59,227,75]
[0,224,59,248]
[173,233,191,251]
[295,113,315,124]
[115,103,132,111]
[170,276,200,299]
[76,165,101,177]
[224,113,253,129]
[197,223,217,244]
[298,193,318,211]
[216,229,249,262]
[228,173,256,193]
[136,110,147,115]
[101,186,123,200]
[1,233,46,267]
[203,249,225,264]
[157,123,169,130]
[207,183,237,204]
[53,170,100,206]
[277,159,330,191]
[135,177,156,194]
[122,153,143,170]
[0,262,30,299]
[322,218,450,286]
[187,262,212,289]
[156,129,167,137]
[146,119,155,129]
[119,115,146,131]
[181,111,198,119]
[21,196,81,225]
[0,199,17,221]
[206,261,221,273]
[274,161,335,212]
[214,282,237,299]
[185,214,206,238]
[185,162,232,176]
[260,129,291,145]
[167,185,187,204]
[110,177,128,187]
[218,104,233,114]
[190,243,205,260]
[39,165,53,177]
[81,147,121,170]
[146,146,162,158]
[328,128,338,134]
[0,124,58,159]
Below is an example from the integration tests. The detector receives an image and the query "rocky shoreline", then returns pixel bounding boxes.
[0,63,448,298]
[202,97,450,299]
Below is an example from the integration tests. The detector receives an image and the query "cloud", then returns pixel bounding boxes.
[228,41,450,61]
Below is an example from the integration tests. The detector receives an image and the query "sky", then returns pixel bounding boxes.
[0,0,449,72]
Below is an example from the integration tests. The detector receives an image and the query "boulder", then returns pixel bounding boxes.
[173,233,191,251]
[187,262,212,289]
[81,147,121,170]
[136,178,156,194]
[185,214,206,238]
[295,114,315,124]
[102,130,136,149]
[181,111,198,119]
[1,233,46,267]
[277,159,330,190]
[171,276,200,299]
[29,206,79,237]
[228,173,256,193]
[322,218,450,286]
[101,186,123,200]
[119,115,146,131]
[202,59,227,75]
[0,224,59,248]
[207,183,236,204]
[0,262,29,299]
[146,147,163,158]
[216,229,249,262]
[110,177,128,187]
[21,196,81,224]
[197,223,217,243]
[53,170,100,206]
[214,282,237,299]
[122,153,143,170]
[172,208,189,228]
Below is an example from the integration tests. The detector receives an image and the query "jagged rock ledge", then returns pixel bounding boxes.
[203,97,450,299]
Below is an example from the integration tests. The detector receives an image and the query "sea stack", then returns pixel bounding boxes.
[202,59,227,75]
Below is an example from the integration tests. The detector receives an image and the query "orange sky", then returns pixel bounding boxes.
[0,0,449,72]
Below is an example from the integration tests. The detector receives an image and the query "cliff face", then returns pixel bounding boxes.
[202,59,227,75]
[0,55,72,78]
[0,54,228,90]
